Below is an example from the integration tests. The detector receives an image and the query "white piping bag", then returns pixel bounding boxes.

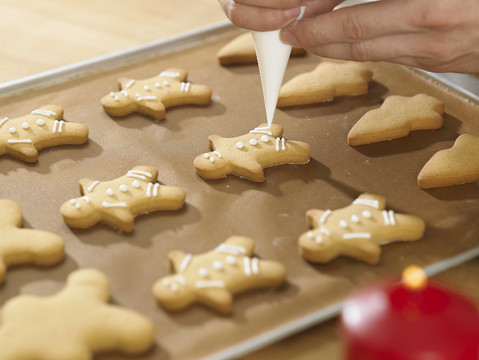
[252,6,306,128]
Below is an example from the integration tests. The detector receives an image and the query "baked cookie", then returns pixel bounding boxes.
[0,268,154,359]
[418,134,479,188]
[152,236,286,313]
[101,68,212,120]
[0,199,64,283]
[194,123,311,182]
[277,61,373,107]
[0,105,89,162]
[348,94,445,146]
[298,194,425,264]
[61,166,186,232]
[217,32,306,65]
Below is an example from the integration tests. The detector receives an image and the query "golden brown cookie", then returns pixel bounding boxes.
[0,105,89,163]
[298,194,425,264]
[0,199,64,283]
[152,236,286,314]
[101,68,212,120]
[277,61,372,107]
[0,268,154,359]
[418,134,479,188]
[61,165,186,232]
[194,123,311,182]
[217,32,306,65]
[348,94,445,146]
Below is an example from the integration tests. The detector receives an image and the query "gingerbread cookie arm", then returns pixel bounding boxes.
[223,236,255,256]
[197,287,234,314]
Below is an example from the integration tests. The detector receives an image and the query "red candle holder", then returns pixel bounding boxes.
[341,266,479,360]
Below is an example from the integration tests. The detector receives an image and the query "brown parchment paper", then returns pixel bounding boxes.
[0,29,478,360]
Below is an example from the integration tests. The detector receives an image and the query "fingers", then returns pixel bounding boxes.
[233,0,307,9]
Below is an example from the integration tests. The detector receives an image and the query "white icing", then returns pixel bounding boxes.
[251,257,259,274]
[31,109,56,117]
[203,153,209,158]
[136,95,157,101]
[144,85,150,91]
[162,278,170,286]
[170,283,179,292]
[125,79,135,88]
[52,120,64,134]
[0,117,8,127]
[244,257,251,277]
[354,198,380,209]
[8,127,16,134]
[213,261,224,271]
[209,157,215,163]
[351,214,360,223]
[21,122,29,129]
[101,201,127,208]
[315,236,323,244]
[343,233,372,240]
[179,254,192,272]
[181,82,191,92]
[275,137,280,151]
[127,170,152,180]
[163,81,170,86]
[249,138,258,145]
[250,125,272,136]
[36,119,45,126]
[160,71,180,79]
[154,82,161,88]
[213,151,222,157]
[198,268,209,277]
[260,135,270,142]
[362,210,372,218]
[226,255,237,265]
[75,203,81,209]
[81,196,90,203]
[281,137,286,150]
[307,231,314,239]
[132,180,141,188]
[235,141,245,149]
[175,276,186,285]
[121,90,129,97]
[216,244,247,255]
[339,220,348,228]
[146,183,159,197]
[119,184,128,192]
[320,227,331,236]
[69,199,76,204]
[8,139,32,143]
[87,181,100,192]
[320,209,332,224]
[110,91,115,97]
[383,210,396,226]
[195,281,225,289]
[106,188,114,196]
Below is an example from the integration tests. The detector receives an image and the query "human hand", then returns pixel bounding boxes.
[280,0,479,73]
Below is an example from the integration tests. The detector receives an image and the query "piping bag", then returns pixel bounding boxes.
[252,6,306,128]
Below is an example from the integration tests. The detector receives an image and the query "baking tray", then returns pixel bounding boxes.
[1,21,479,360]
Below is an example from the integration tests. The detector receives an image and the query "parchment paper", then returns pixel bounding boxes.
[0,29,478,360]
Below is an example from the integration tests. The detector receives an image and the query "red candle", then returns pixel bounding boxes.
[341,266,479,360]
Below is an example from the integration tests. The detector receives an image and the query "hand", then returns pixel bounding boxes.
[280,0,479,73]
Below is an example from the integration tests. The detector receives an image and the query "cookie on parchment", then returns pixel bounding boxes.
[277,61,373,107]
[152,236,286,314]
[101,68,212,120]
[348,94,444,146]
[0,105,89,163]
[217,32,306,65]
[0,268,154,359]
[298,194,425,264]
[194,123,311,182]
[418,134,479,188]
[61,166,186,232]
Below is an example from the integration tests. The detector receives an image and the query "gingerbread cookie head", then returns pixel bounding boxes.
[152,236,287,314]
[0,268,154,359]
[101,68,212,120]
[298,194,425,264]
[0,199,64,283]
[0,105,89,162]
[194,123,311,182]
[61,165,186,232]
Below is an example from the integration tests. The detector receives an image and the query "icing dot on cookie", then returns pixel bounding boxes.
[235,141,245,149]
[132,180,141,188]
[163,81,170,86]
[249,138,258,145]
[162,278,170,286]
[75,203,81,209]
[226,255,237,265]
[198,268,209,277]
[154,82,161,88]
[70,199,76,205]
[209,157,215,163]
[119,184,128,192]
[315,236,323,244]
[144,85,150,91]
[106,188,114,196]
[213,261,224,271]
[36,119,45,126]
[21,122,30,129]
[8,127,16,134]
[362,210,372,218]
[339,220,348,228]
[307,231,314,239]
[261,135,270,142]
[351,214,360,223]
[203,153,209,158]
[170,283,179,292]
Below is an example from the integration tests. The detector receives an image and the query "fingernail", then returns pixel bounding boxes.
[284,7,301,20]
[281,29,298,46]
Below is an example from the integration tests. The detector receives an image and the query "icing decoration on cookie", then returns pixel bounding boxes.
[0,199,64,283]
[418,133,479,188]
[60,166,186,232]
[194,123,311,182]
[100,68,212,120]
[277,61,373,107]
[217,32,306,65]
[0,268,154,359]
[298,194,425,264]
[348,94,445,146]
[0,105,89,162]
[152,236,286,313]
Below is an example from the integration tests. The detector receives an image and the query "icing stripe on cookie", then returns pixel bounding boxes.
[179,254,192,272]
[87,181,100,192]
[320,209,332,224]
[215,244,247,255]
[160,71,181,79]
[31,109,56,117]
[195,281,225,289]
[8,139,32,144]
[353,198,379,208]
[127,170,152,181]
[0,117,8,127]
[342,232,372,239]
[102,201,128,208]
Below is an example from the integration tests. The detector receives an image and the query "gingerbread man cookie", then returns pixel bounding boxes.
[348,94,445,146]
[194,123,311,182]
[0,105,89,162]
[61,166,186,232]
[277,61,373,107]
[0,199,64,283]
[101,68,212,120]
[0,268,154,359]
[418,134,479,188]
[217,32,306,65]
[298,194,425,264]
[152,236,287,314]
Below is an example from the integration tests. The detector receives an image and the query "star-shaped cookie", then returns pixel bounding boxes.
[60,165,186,232]
[0,199,64,283]
[418,134,479,188]
[0,105,89,162]
[101,68,212,120]
[194,123,311,182]
[0,268,154,359]
[298,194,425,264]
[348,94,444,146]
[152,236,286,313]
[278,61,373,107]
